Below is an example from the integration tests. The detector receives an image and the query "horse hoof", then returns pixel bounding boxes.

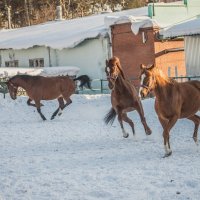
[163,151,172,158]
[146,129,152,135]
[123,133,129,138]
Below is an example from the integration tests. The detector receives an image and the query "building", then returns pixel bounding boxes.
[159,16,200,76]
[0,7,147,90]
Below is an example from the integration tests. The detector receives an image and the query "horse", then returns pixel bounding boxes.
[74,75,92,90]
[104,56,152,138]
[6,74,91,120]
[139,64,200,157]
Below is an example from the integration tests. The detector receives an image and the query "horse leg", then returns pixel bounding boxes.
[163,116,178,157]
[51,97,65,120]
[135,102,152,135]
[27,98,44,107]
[35,100,46,121]
[187,115,200,145]
[122,112,135,136]
[117,109,129,138]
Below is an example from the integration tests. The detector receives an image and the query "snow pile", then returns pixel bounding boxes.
[0,66,80,78]
[0,94,199,200]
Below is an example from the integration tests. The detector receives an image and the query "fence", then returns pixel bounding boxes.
[1,75,200,97]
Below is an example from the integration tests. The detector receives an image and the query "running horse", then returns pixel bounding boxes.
[6,74,90,120]
[139,64,200,157]
[104,56,152,138]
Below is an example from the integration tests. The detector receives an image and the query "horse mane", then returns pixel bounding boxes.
[113,56,126,80]
[153,67,176,86]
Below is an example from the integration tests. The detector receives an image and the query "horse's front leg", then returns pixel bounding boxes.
[135,101,152,135]
[117,109,129,138]
[162,115,178,158]
[27,98,44,107]
[35,100,46,121]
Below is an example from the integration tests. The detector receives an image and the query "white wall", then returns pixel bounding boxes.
[0,47,49,67]
[0,37,110,89]
[185,36,200,76]
[50,38,109,80]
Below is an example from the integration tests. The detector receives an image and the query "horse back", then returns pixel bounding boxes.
[27,76,75,100]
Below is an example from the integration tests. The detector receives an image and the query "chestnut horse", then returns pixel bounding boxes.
[6,74,90,120]
[139,64,200,157]
[104,56,152,138]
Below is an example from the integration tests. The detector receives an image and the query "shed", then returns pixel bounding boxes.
[159,16,200,76]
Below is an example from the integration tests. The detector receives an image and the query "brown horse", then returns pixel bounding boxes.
[104,56,152,138]
[6,74,90,120]
[139,64,200,157]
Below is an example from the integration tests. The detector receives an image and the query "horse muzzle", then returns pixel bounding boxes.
[140,88,148,99]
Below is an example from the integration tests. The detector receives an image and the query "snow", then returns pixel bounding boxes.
[105,16,160,35]
[159,16,200,39]
[0,66,80,78]
[0,94,200,200]
[0,7,147,50]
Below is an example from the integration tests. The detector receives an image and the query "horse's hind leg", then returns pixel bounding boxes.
[122,112,135,136]
[51,97,72,120]
[117,109,129,138]
[35,100,46,121]
[51,97,65,120]
[187,115,200,145]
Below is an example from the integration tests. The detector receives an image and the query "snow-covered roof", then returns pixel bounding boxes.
[0,66,80,78]
[0,7,147,50]
[159,16,200,39]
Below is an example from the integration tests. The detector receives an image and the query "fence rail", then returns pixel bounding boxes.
[1,75,200,97]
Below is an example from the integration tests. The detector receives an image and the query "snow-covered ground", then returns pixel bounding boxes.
[0,94,199,200]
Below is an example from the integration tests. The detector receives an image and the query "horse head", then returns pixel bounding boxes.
[105,56,125,90]
[139,63,156,99]
[6,79,18,100]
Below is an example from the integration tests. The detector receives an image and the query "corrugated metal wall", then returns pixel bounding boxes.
[185,36,200,76]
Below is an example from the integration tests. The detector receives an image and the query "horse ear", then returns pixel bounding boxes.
[147,64,155,70]
[140,64,146,70]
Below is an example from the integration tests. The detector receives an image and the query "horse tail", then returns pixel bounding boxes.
[74,75,92,89]
[104,108,117,125]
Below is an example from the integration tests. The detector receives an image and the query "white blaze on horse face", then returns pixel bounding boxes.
[139,73,146,98]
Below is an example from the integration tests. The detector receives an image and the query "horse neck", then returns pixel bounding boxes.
[115,73,128,93]
[13,77,29,90]
[153,70,175,100]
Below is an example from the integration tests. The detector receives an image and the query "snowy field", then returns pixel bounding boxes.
[0,94,199,200]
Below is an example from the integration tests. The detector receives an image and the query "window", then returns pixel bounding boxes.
[5,60,19,67]
[29,58,44,67]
